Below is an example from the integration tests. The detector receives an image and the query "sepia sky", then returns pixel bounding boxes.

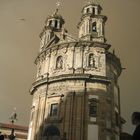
[0,0,140,135]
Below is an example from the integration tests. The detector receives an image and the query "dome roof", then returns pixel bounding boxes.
[45,9,65,25]
[81,2,102,13]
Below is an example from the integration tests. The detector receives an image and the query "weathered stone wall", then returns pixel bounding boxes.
[36,42,106,80]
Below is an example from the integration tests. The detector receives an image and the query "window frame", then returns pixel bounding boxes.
[89,98,98,117]
[92,22,97,32]
[50,103,59,117]
[55,20,58,28]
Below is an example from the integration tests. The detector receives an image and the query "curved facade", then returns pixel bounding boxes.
[28,2,122,140]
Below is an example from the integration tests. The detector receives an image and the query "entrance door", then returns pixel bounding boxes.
[42,125,61,140]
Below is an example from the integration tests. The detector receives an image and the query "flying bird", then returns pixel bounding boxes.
[18,18,26,21]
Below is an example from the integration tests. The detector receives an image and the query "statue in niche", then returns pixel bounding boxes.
[56,56,63,69]
[88,53,96,67]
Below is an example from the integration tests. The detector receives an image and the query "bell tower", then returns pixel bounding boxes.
[78,1,107,43]
[39,9,65,52]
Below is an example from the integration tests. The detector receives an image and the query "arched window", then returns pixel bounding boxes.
[89,98,98,117]
[87,8,90,13]
[92,22,97,32]
[88,53,95,67]
[50,103,58,116]
[56,56,63,69]
[55,20,58,28]
[93,8,95,14]
[59,23,62,29]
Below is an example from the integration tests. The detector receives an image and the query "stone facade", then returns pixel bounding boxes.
[28,2,122,140]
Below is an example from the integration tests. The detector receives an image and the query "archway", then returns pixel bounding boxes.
[42,125,61,140]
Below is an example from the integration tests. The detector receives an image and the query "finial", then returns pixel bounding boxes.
[86,0,99,5]
[56,1,61,8]
[55,1,61,14]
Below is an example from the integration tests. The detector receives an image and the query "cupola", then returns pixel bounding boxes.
[45,9,65,31]
[39,9,65,52]
[81,2,102,17]
[78,1,107,43]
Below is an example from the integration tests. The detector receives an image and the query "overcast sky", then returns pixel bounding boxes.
[0,0,140,135]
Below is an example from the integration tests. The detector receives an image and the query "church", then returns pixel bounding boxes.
[28,1,122,140]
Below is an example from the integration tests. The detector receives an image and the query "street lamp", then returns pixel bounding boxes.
[8,108,17,140]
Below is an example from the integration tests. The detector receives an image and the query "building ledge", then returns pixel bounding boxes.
[30,74,111,95]
[0,123,28,132]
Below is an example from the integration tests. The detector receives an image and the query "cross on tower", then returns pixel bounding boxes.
[55,1,61,14]
[87,0,99,4]
[56,1,61,8]
[56,1,61,10]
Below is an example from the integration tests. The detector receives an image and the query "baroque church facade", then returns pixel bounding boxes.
[28,2,122,140]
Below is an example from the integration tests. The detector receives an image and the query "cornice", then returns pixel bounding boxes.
[35,41,110,64]
[30,74,111,95]
[81,14,107,22]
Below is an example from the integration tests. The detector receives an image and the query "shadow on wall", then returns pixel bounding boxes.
[35,124,63,140]
[120,132,132,140]
[34,92,77,140]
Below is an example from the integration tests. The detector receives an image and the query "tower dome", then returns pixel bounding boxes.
[81,2,102,17]
[45,9,65,31]
[39,9,65,52]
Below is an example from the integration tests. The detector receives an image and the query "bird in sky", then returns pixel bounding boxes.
[18,18,26,21]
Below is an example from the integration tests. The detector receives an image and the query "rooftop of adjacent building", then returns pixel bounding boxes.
[0,123,28,132]
[0,123,28,139]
